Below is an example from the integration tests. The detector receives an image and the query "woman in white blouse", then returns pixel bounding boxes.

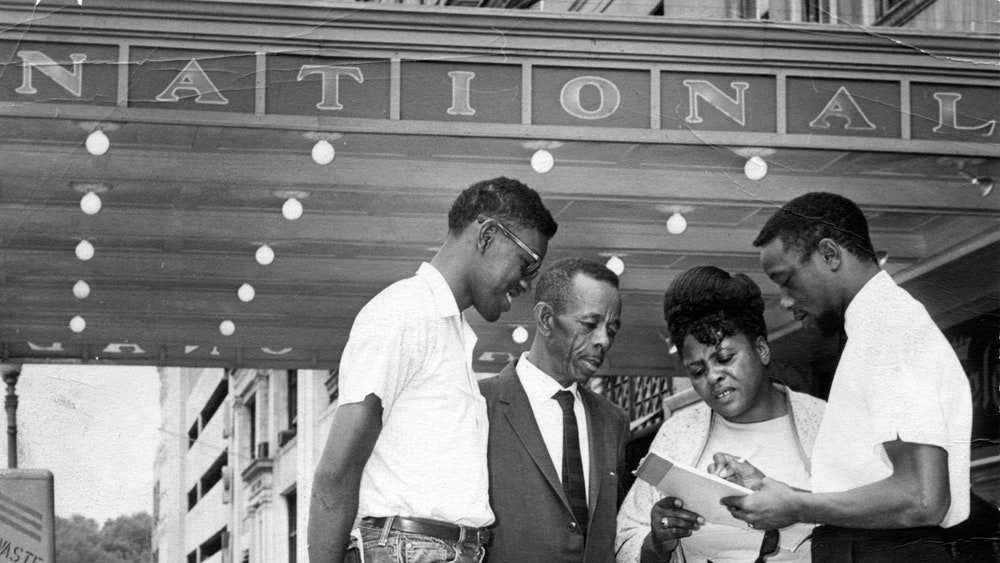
[615,266,825,563]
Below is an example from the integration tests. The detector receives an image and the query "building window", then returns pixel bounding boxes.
[285,488,297,563]
[188,377,228,451]
[246,394,257,459]
[188,420,198,449]
[737,0,771,20]
[153,481,160,523]
[288,369,298,433]
[875,0,908,19]
[200,449,228,496]
[187,449,228,511]
[325,371,340,404]
[279,370,298,447]
[804,0,832,23]
[201,376,229,428]
[200,527,226,561]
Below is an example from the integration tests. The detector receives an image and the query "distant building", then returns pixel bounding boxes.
[153,368,339,563]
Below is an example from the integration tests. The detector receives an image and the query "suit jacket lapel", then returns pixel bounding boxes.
[497,362,568,508]
[581,389,606,517]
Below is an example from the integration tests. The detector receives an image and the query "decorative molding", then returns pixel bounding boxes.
[0,2,995,69]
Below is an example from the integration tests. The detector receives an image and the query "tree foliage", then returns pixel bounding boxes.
[55,512,152,563]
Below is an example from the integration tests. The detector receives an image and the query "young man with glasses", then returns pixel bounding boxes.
[307,177,558,563]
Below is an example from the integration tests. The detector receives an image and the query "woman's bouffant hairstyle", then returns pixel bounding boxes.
[663,266,767,349]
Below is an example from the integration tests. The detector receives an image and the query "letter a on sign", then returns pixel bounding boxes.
[809,86,876,130]
[156,59,229,105]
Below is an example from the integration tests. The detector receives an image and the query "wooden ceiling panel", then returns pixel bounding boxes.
[1,113,997,370]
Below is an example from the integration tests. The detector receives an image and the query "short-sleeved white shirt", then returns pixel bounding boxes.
[339,262,494,527]
[810,271,972,528]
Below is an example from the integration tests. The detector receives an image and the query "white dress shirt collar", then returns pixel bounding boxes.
[517,351,580,399]
[415,262,461,319]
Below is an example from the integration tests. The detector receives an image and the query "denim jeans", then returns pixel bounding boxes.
[357,523,486,563]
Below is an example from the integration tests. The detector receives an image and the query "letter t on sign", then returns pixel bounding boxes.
[298,65,364,111]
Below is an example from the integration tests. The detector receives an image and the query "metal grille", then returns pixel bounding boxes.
[595,374,673,432]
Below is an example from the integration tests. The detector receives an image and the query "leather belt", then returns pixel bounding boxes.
[361,516,491,546]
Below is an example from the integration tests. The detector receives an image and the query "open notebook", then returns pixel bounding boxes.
[635,452,753,529]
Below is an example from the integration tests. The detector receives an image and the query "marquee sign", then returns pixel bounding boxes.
[0,38,996,369]
[0,42,996,144]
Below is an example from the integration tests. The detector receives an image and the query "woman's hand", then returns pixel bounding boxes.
[642,496,704,559]
[709,452,766,490]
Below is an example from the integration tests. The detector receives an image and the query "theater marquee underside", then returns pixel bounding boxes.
[0,2,997,378]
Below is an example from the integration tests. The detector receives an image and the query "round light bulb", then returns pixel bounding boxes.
[219,320,236,336]
[85,129,109,156]
[312,139,335,165]
[80,191,102,215]
[69,315,86,333]
[282,197,303,220]
[666,212,687,235]
[75,240,95,261]
[73,280,91,299]
[744,156,768,181]
[255,245,275,266]
[605,255,625,276]
[512,325,529,344]
[531,149,554,174]
[238,283,256,303]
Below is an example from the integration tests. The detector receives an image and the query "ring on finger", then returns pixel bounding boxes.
[747,522,754,529]
[661,517,670,528]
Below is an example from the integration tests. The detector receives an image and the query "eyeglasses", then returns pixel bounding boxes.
[486,218,542,279]
[753,529,780,563]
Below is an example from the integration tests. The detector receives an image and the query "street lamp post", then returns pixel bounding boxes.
[1,363,21,468]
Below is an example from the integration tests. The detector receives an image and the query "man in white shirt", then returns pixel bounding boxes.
[479,258,630,562]
[307,177,558,563]
[717,192,972,562]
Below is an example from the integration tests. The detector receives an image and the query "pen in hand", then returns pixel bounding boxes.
[715,445,762,478]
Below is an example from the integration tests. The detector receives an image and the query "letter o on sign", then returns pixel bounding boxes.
[560,76,620,120]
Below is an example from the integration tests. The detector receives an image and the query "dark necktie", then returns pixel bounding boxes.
[553,390,588,533]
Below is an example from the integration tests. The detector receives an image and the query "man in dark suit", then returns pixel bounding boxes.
[479,258,630,563]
